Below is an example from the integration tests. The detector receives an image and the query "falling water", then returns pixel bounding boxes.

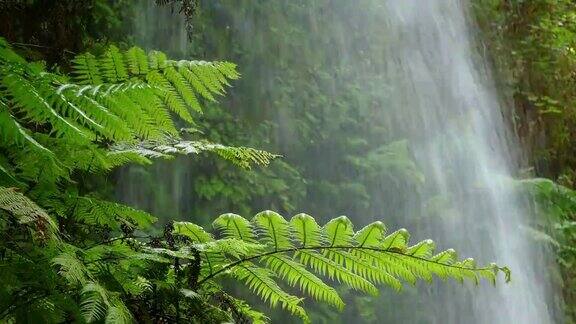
[377,1,554,323]
[120,0,558,322]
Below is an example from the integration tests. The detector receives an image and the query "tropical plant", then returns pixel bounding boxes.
[0,37,509,323]
[175,211,509,322]
[0,36,269,323]
[0,37,275,179]
[0,185,510,323]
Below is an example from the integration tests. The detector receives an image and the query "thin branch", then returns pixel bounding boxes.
[11,42,78,55]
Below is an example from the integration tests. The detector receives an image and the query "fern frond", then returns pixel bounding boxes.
[324,216,354,246]
[104,150,152,169]
[178,65,215,101]
[253,210,293,250]
[354,221,387,247]
[199,211,510,322]
[3,73,91,140]
[164,66,202,113]
[96,91,161,139]
[52,251,90,286]
[56,81,153,98]
[81,282,110,323]
[100,45,129,83]
[72,196,156,229]
[227,297,270,324]
[146,70,194,122]
[111,139,280,169]
[104,301,132,324]
[71,45,240,124]
[0,186,57,236]
[0,102,53,154]
[212,213,257,242]
[130,88,178,136]
[290,213,324,247]
[202,238,265,259]
[232,263,309,323]
[124,47,149,76]
[177,60,240,95]
[173,221,214,243]
[297,250,378,295]
[323,249,402,291]
[263,254,344,310]
[72,52,104,85]
[54,79,171,142]
[57,91,134,141]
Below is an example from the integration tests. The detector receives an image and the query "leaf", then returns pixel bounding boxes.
[197,212,509,323]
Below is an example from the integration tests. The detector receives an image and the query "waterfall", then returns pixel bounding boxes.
[378,1,554,322]
[120,0,558,322]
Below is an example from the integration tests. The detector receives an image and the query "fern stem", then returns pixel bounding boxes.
[196,245,499,286]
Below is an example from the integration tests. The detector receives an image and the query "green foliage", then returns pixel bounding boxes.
[474,0,576,186]
[0,186,57,239]
[169,211,509,323]
[0,36,268,323]
[0,37,266,184]
[0,35,509,323]
[0,1,137,67]
[516,178,576,319]
[112,138,280,170]
[0,184,509,323]
[72,45,238,122]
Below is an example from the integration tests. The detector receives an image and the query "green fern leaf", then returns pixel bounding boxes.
[124,46,149,76]
[146,70,194,123]
[203,212,510,322]
[72,196,156,229]
[0,103,53,154]
[0,186,57,235]
[297,250,379,295]
[72,52,104,85]
[263,254,344,310]
[232,263,309,323]
[164,66,202,113]
[52,251,89,286]
[3,73,91,140]
[80,282,110,323]
[173,221,214,243]
[253,210,293,250]
[354,221,387,247]
[100,45,129,83]
[104,302,132,324]
[324,216,354,246]
[290,213,324,247]
[213,213,256,242]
